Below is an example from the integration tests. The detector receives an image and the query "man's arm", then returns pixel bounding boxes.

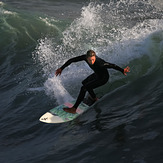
[55,55,86,76]
[104,62,130,75]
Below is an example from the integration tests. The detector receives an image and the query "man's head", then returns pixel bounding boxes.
[86,50,96,65]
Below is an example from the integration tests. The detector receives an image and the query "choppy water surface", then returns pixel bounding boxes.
[0,0,163,162]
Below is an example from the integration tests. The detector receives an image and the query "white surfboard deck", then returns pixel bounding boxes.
[39,101,89,123]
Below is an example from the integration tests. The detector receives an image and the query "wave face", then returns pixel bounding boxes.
[0,0,163,163]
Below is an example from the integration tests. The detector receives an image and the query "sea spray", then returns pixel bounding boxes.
[44,76,74,104]
[62,2,104,52]
[33,1,163,102]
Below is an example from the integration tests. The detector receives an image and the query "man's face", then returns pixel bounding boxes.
[87,56,96,65]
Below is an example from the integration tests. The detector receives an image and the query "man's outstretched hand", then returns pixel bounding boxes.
[123,66,130,76]
[55,68,62,76]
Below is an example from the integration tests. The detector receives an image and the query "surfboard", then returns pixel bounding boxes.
[39,100,89,123]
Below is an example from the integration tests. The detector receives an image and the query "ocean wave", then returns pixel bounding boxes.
[1,1,163,163]
[31,1,163,101]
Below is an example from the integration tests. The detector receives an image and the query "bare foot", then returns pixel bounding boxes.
[63,107,77,114]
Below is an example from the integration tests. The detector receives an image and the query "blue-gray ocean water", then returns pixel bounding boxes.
[0,0,163,162]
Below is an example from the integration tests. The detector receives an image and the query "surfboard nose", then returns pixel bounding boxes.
[39,112,64,123]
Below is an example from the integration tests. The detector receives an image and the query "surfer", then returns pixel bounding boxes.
[55,50,130,114]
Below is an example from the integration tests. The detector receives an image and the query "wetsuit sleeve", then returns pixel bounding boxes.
[104,62,124,73]
[60,55,86,70]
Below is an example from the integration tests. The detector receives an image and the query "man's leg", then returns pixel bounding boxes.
[63,85,87,114]
[64,74,108,113]
[82,73,97,98]
[63,74,95,114]
[83,74,108,100]
[73,86,87,108]
[74,74,108,107]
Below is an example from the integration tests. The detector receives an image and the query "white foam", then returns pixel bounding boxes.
[33,1,163,102]
[0,7,16,15]
[149,0,163,10]
[44,76,74,104]
[39,17,61,33]
[0,1,4,6]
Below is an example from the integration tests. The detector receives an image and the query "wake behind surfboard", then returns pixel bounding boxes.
[39,100,89,123]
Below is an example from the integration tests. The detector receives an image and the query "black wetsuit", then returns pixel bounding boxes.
[60,55,124,108]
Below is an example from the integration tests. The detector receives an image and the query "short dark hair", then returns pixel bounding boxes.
[86,50,96,58]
